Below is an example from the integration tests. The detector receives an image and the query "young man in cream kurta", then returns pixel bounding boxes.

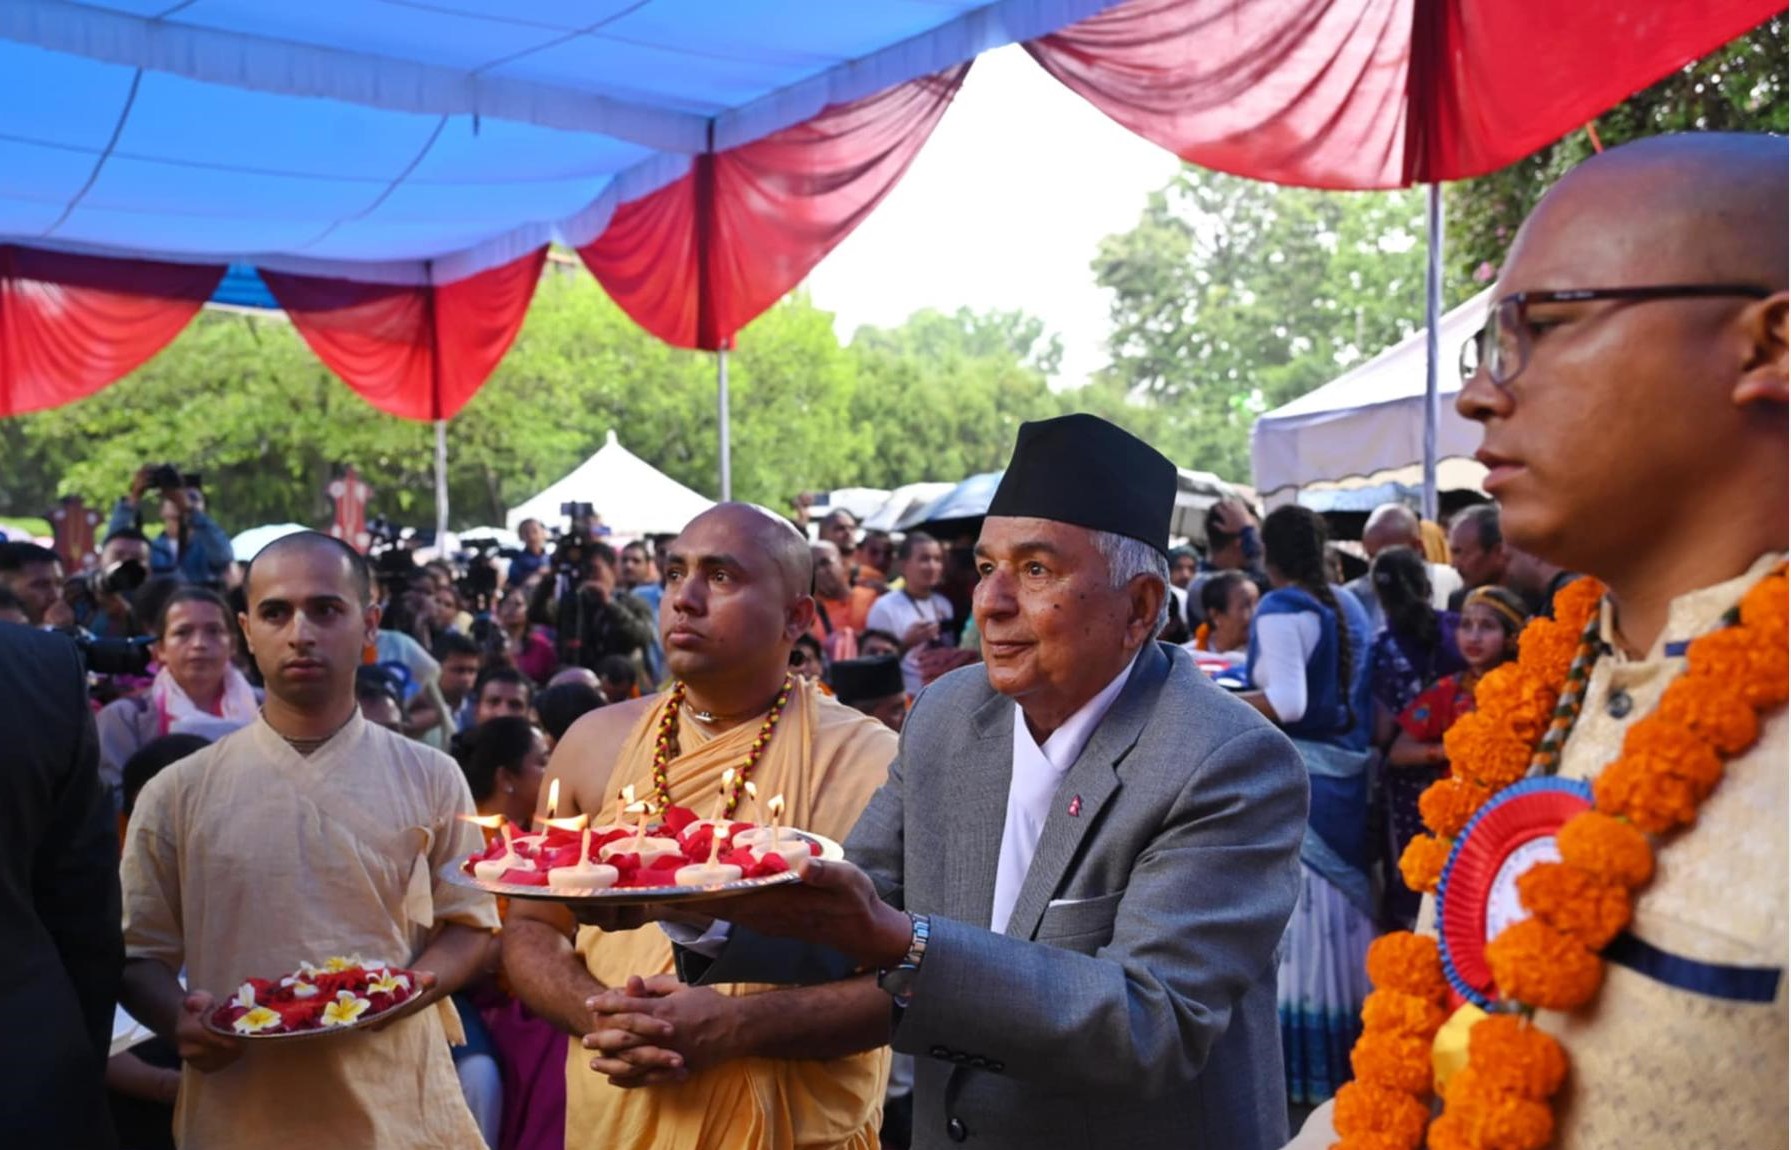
[1289,133,1788,1149]
[120,532,498,1149]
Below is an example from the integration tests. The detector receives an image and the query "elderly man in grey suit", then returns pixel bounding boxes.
[583,414,1309,1150]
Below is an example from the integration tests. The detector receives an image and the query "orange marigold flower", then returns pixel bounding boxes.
[1464,1014,1569,1100]
[1550,576,1606,633]
[1623,715,1725,794]
[1334,1081,1430,1147]
[1485,919,1604,1010]
[1517,861,1632,950]
[1425,1112,1473,1150]
[1687,626,1789,709]
[1593,750,1704,835]
[1361,989,1448,1040]
[1366,932,1449,1003]
[1332,1136,1416,1150]
[1555,811,1654,889]
[1351,1031,1434,1095]
[1443,1068,1556,1150]
[1655,675,1761,757]
[1472,665,1557,746]
[1444,713,1534,792]
[1739,571,1788,647]
[1516,619,1579,685]
[1400,833,1453,895]
[1420,777,1493,838]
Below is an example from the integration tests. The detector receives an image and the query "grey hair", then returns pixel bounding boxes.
[1090,530,1171,635]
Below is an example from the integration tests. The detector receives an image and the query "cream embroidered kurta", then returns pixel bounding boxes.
[562,680,897,1150]
[1290,553,1788,1150]
[121,712,500,1150]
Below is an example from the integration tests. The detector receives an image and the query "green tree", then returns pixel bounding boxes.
[846,307,1062,485]
[1447,17,1786,295]
[1087,170,1429,480]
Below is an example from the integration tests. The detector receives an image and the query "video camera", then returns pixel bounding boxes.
[552,502,598,579]
[56,626,156,678]
[456,536,503,613]
[145,464,202,492]
[366,515,421,595]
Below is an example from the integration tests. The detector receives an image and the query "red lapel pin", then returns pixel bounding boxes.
[1067,795,1082,817]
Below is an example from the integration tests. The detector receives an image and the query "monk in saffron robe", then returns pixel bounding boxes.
[503,504,896,1150]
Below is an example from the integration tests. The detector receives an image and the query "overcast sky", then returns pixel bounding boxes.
[803,44,1181,390]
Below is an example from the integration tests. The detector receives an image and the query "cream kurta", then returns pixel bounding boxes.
[121,712,499,1150]
[1291,553,1788,1150]
[563,680,898,1150]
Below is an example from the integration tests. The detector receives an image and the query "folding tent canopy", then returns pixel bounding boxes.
[1251,290,1490,501]
[861,482,955,534]
[1,0,1778,535]
[505,430,713,540]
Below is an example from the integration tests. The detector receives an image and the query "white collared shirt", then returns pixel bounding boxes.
[990,654,1139,934]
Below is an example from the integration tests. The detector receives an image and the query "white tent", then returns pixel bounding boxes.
[505,431,714,539]
[861,483,955,533]
[1251,290,1492,501]
[1171,469,1248,545]
[231,522,309,562]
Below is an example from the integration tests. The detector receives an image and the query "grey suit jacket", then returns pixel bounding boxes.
[702,641,1307,1150]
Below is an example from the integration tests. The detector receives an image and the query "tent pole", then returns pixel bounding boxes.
[434,418,450,550]
[1422,183,1444,524]
[716,347,732,501]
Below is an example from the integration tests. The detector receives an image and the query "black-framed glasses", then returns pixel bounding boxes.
[1459,284,1774,386]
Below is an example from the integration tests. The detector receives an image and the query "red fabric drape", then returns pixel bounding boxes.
[0,245,223,418]
[579,65,970,351]
[1027,0,1785,190]
[261,246,548,422]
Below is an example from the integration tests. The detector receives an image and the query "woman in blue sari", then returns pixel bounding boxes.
[1242,506,1375,1108]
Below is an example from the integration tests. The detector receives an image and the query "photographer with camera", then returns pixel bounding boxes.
[109,465,234,588]
[527,511,654,680]
[68,528,154,640]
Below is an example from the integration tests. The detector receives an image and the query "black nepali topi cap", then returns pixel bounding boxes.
[986,413,1176,555]
[830,656,906,705]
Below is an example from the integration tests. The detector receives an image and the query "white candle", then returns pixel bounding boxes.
[713,768,736,821]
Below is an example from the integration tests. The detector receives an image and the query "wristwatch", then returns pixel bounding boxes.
[876,912,931,1003]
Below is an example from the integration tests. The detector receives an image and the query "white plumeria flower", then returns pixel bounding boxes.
[232,1006,281,1035]
[367,972,411,996]
[289,981,319,999]
[321,992,372,1027]
[234,983,258,1009]
[323,955,365,973]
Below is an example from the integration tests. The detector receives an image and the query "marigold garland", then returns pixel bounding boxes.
[1514,618,1579,684]
[1462,1015,1568,1099]
[1484,918,1604,1010]
[1364,933,1450,1004]
[1552,811,1653,889]
[1330,564,1786,1150]
[1360,989,1448,1039]
[1398,833,1452,895]
[1417,777,1491,839]
[1351,1032,1435,1095]
[1654,675,1761,756]
[1334,1081,1430,1147]
[1440,1068,1555,1150]
[1513,862,1630,951]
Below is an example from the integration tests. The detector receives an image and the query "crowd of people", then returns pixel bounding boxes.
[0,132,1785,1150]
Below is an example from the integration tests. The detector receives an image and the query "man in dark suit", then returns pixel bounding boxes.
[583,415,1309,1150]
[0,623,125,1148]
